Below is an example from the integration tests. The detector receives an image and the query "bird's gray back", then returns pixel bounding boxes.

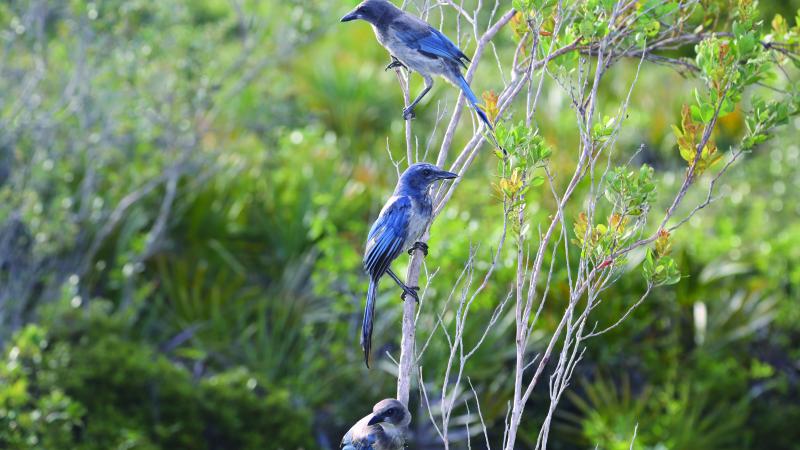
[341,416,373,449]
[374,15,451,77]
[341,418,404,450]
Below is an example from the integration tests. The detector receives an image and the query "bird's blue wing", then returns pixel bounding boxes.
[341,437,375,450]
[341,439,375,450]
[340,424,377,450]
[341,436,375,450]
[395,24,469,68]
[364,195,411,278]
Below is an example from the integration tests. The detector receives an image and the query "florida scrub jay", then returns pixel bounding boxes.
[341,0,503,153]
[361,163,457,367]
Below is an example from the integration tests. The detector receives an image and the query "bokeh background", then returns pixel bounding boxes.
[1,0,799,449]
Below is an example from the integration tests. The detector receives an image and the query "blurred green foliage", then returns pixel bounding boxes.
[0,0,799,449]
[0,299,313,449]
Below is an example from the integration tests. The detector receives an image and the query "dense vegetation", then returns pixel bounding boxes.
[0,0,798,448]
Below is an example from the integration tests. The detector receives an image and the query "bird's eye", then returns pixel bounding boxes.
[387,408,396,416]
[423,169,432,176]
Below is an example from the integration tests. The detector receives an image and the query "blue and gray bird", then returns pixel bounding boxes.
[362,163,457,367]
[341,398,411,450]
[341,0,502,150]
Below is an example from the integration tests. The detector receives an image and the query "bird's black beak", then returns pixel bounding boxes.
[437,170,459,180]
[340,9,360,22]
[367,412,387,426]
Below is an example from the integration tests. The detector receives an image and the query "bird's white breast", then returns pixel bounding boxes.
[402,195,430,251]
[378,423,406,449]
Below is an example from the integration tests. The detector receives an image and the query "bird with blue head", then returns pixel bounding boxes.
[362,162,457,367]
[340,398,411,450]
[341,0,504,153]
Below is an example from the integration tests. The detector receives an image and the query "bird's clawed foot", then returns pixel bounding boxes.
[408,241,428,256]
[385,56,408,72]
[400,285,420,303]
[402,106,416,120]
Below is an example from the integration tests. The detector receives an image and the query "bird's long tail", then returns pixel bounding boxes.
[361,279,378,368]
[455,74,506,155]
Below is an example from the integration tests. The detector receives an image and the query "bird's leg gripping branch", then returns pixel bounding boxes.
[385,55,408,72]
[386,268,420,302]
[408,241,428,256]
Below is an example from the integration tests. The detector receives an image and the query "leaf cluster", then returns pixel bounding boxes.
[672,104,722,176]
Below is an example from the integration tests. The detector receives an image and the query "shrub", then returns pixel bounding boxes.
[0,300,313,450]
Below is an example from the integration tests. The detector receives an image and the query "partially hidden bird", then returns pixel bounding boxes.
[362,163,457,367]
[341,0,504,153]
[341,398,411,450]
